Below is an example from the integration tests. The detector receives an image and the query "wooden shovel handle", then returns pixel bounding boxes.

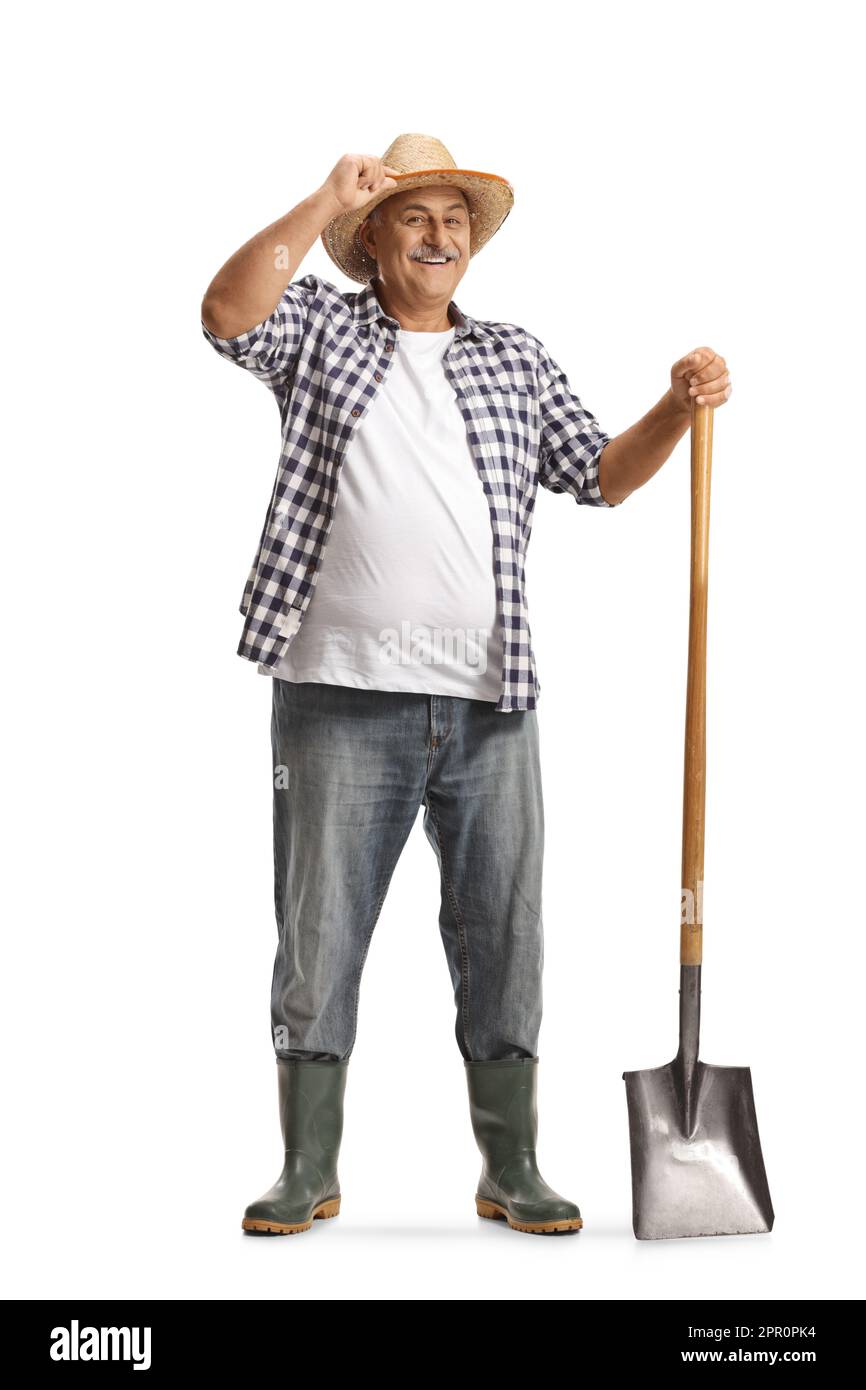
[680,402,713,966]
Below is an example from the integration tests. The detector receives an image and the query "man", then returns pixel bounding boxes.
[201,133,732,1238]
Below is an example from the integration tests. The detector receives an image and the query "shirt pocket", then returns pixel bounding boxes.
[466,387,541,485]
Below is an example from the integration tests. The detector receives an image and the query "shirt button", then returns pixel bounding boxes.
[374,372,382,382]
[351,408,360,417]
[385,343,394,352]
[306,560,317,573]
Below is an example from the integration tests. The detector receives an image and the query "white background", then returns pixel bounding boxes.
[2,0,863,1302]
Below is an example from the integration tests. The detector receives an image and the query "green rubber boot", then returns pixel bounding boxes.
[465,1057,583,1234]
[242,1058,349,1235]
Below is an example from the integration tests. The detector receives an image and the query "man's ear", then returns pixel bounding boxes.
[358,218,375,260]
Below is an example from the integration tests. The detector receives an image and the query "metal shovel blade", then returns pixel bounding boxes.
[623,968,774,1240]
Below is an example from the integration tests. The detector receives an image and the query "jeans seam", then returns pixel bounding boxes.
[349,879,391,1053]
[426,798,472,1056]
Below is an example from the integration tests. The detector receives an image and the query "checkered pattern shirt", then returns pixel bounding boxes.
[202,272,618,711]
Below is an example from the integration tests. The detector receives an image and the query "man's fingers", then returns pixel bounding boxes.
[689,370,730,396]
[673,347,714,379]
[692,382,733,404]
[367,165,402,193]
[673,348,732,403]
[356,155,395,189]
[689,356,726,384]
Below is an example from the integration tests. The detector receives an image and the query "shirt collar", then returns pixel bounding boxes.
[352,273,486,340]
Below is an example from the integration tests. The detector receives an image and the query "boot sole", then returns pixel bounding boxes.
[475,1196,583,1234]
[242,1196,341,1234]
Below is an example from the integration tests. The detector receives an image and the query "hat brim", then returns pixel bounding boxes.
[320,169,514,283]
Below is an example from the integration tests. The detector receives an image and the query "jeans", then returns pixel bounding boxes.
[269,679,545,1062]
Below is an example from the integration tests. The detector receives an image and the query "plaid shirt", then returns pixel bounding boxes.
[202,272,618,712]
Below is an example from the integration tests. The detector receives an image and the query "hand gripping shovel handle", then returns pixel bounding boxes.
[681,402,713,967]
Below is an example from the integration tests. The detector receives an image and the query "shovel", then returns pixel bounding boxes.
[622,400,774,1240]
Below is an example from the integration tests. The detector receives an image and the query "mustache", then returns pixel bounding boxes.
[409,248,459,262]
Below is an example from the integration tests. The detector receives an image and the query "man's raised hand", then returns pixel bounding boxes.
[321,154,402,215]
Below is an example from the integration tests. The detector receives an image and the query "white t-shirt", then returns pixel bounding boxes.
[268,324,504,702]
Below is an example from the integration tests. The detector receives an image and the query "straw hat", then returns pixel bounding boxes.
[320,133,514,283]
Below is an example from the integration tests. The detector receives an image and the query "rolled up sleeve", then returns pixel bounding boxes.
[201,274,321,389]
[535,343,617,506]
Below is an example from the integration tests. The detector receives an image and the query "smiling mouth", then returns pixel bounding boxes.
[412,256,455,267]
